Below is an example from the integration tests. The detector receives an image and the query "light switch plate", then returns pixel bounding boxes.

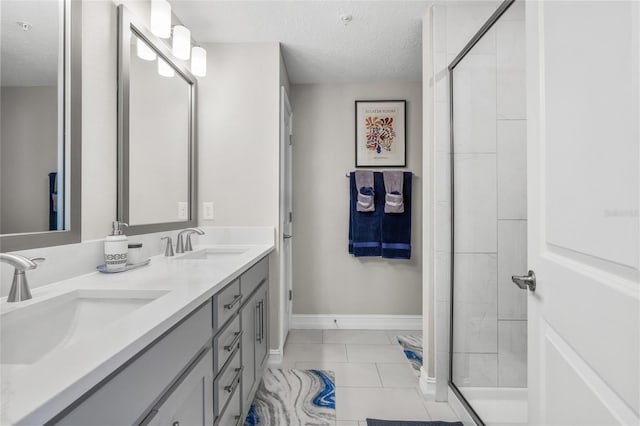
[177,202,188,220]
[203,202,214,220]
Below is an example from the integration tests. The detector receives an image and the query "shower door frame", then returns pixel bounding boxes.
[447,1,518,425]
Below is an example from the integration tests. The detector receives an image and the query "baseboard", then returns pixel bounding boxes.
[291,314,422,330]
[267,348,283,366]
[419,367,436,396]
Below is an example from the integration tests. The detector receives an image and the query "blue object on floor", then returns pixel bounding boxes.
[310,369,336,409]
[381,171,412,259]
[244,369,335,426]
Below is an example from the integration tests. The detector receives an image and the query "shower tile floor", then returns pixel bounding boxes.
[276,329,460,425]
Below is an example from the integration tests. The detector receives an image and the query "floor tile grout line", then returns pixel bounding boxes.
[374,362,384,388]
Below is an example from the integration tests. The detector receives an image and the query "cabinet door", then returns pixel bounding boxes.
[146,348,214,426]
[240,294,256,410]
[254,284,268,375]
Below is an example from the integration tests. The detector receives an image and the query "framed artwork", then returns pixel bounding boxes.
[355,100,406,167]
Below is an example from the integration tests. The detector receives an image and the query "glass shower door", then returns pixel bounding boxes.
[449,1,527,425]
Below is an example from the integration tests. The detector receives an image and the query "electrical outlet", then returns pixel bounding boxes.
[177,202,188,220]
[203,202,214,220]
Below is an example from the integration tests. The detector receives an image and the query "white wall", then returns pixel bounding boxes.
[1,86,58,234]
[197,42,284,351]
[290,82,422,315]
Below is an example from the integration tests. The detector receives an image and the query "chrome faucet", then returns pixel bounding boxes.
[161,236,175,257]
[0,253,45,302]
[176,228,205,253]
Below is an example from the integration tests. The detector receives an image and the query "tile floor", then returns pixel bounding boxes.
[276,329,460,425]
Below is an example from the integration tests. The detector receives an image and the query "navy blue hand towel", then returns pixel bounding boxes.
[349,172,383,256]
[381,171,412,259]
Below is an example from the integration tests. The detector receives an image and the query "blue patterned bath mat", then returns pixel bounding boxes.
[244,369,335,426]
[396,335,423,376]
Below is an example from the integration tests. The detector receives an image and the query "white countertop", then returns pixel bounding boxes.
[1,239,274,425]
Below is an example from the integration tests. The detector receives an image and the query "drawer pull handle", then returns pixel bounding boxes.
[172,422,180,426]
[224,331,242,352]
[224,367,243,393]
[224,294,242,310]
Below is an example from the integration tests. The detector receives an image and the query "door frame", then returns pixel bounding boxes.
[279,86,293,351]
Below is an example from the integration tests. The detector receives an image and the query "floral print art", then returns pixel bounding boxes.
[365,116,396,154]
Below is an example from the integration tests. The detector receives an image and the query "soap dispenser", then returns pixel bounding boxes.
[104,221,128,271]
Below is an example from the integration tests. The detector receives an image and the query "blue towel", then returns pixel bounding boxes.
[48,172,57,231]
[381,172,412,259]
[349,172,383,256]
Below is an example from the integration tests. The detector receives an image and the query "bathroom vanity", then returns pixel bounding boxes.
[0,239,273,426]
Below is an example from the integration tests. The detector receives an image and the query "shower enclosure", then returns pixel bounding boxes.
[448,1,527,424]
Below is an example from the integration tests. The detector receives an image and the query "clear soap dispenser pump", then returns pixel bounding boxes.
[104,221,128,271]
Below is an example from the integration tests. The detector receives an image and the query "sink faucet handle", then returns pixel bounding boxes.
[185,228,205,252]
[0,253,39,271]
[176,228,205,253]
[0,253,42,302]
[161,236,175,257]
[30,257,46,264]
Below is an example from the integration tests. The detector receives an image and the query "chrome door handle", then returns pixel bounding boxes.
[511,270,536,292]
[283,234,293,239]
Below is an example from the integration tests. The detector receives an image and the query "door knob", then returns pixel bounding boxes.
[511,270,536,292]
[283,234,293,239]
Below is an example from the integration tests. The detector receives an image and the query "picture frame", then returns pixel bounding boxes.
[355,100,406,167]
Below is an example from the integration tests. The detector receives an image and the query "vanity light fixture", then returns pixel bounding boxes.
[150,0,171,39]
[172,25,191,60]
[157,57,175,77]
[136,38,157,61]
[191,46,207,77]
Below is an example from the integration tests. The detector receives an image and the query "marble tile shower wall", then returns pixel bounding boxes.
[432,1,527,395]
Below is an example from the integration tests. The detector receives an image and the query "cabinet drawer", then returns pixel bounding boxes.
[55,302,212,426]
[213,279,241,330]
[213,313,241,376]
[240,257,268,298]
[215,381,242,426]
[145,347,213,426]
[213,347,241,418]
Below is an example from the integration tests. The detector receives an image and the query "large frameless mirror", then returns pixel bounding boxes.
[0,0,81,252]
[117,5,197,235]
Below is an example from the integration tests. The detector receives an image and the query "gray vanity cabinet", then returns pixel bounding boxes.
[147,348,214,426]
[237,257,269,420]
[53,302,213,426]
[50,255,270,426]
[240,295,256,406]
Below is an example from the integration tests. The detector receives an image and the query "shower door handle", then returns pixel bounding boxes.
[511,270,536,292]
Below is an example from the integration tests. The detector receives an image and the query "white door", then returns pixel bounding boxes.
[280,86,294,345]
[526,2,639,425]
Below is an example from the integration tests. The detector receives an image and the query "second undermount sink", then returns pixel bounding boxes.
[1,288,168,365]
[177,247,249,260]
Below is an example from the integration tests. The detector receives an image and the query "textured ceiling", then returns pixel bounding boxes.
[170,1,432,84]
[1,1,60,87]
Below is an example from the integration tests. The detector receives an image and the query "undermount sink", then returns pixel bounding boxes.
[178,247,249,260]
[1,288,168,365]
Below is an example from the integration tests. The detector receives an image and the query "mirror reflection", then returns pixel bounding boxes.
[124,29,192,227]
[0,0,64,235]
